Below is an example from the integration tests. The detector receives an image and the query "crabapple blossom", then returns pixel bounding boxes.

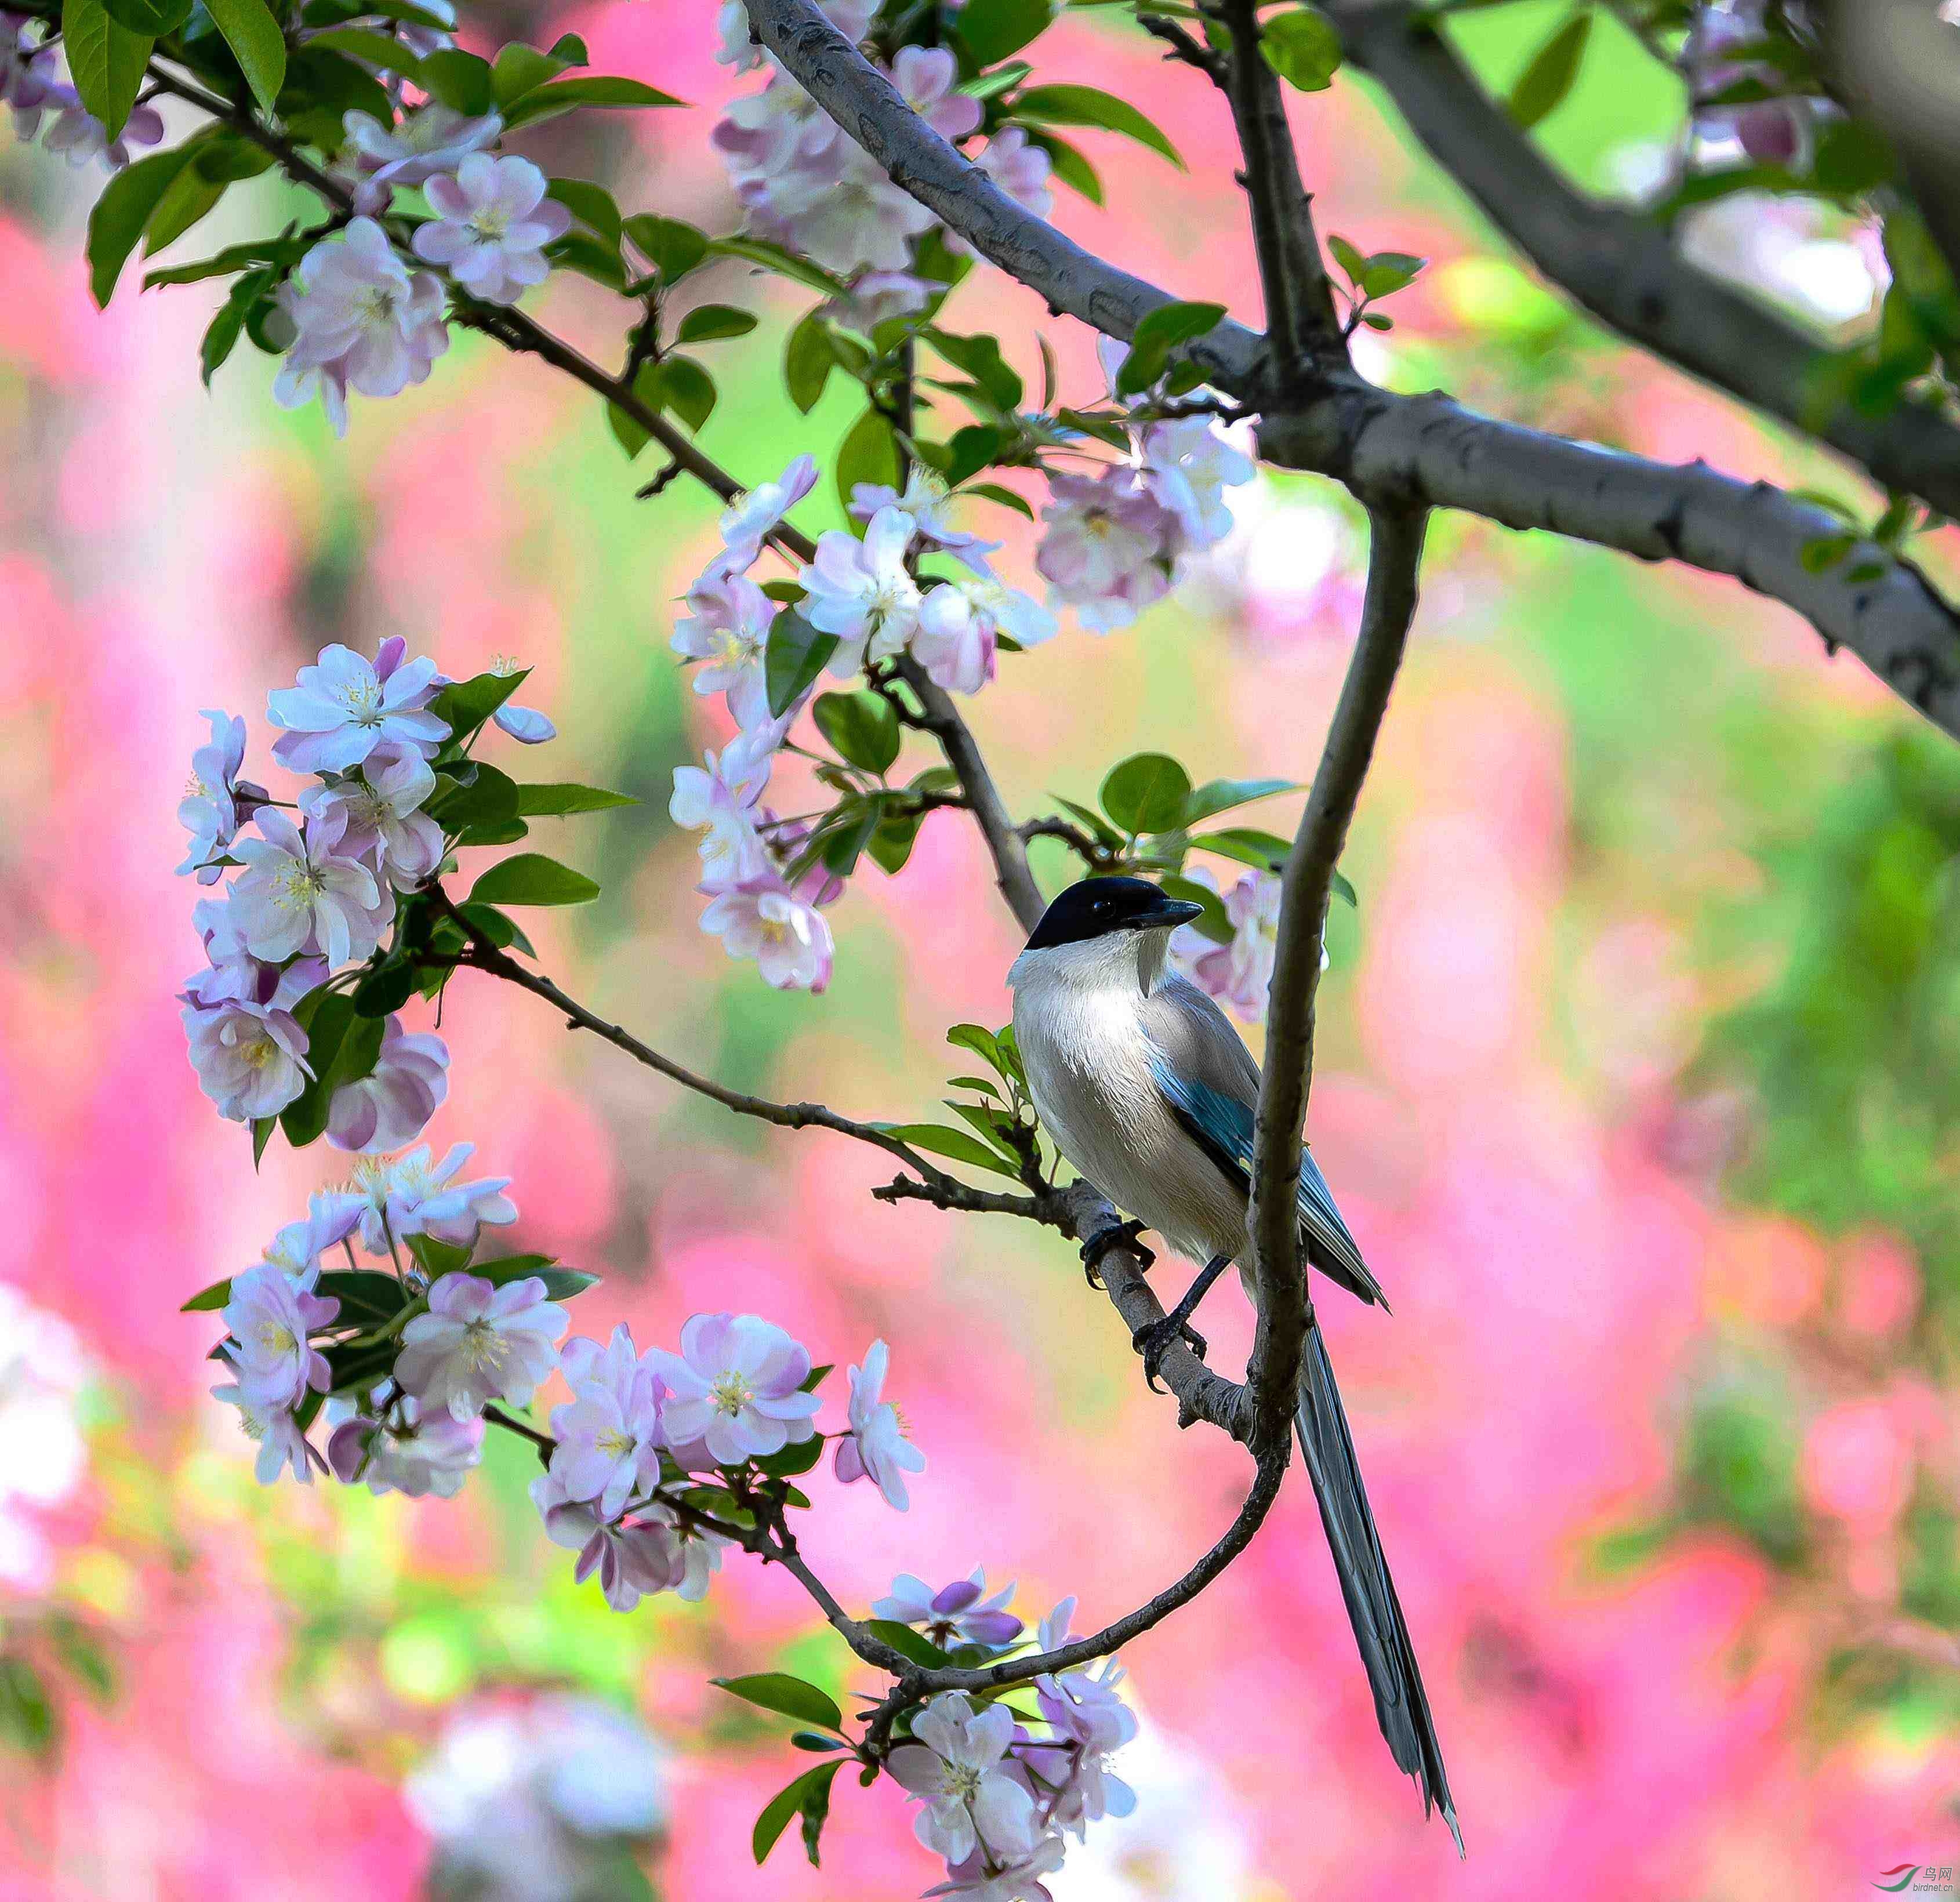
[699,874,835,992]
[227,807,393,969]
[220,1264,339,1410]
[849,467,999,569]
[549,1325,666,1520]
[1141,417,1256,553]
[394,1271,567,1422]
[800,506,924,672]
[925,1836,1068,1902]
[874,1569,1024,1648]
[267,640,449,775]
[177,710,251,882]
[669,738,772,885]
[529,1473,689,1612]
[670,568,778,726]
[212,1381,323,1486]
[1035,471,1175,632]
[834,1338,925,1509]
[348,1142,518,1254]
[912,583,999,696]
[326,1017,450,1153]
[274,220,450,435]
[342,103,502,208]
[713,0,872,71]
[974,125,1054,221]
[299,745,444,891]
[1176,869,1281,1022]
[493,703,556,743]
[891,46,982,144]
[1029,1664,1138,1834]
[182,903,323,1015]
[182,994,312,1121]
[327,1395,484,1498]
[888,1693,1042,1865]
[714,452,818,574]
[411,153,571,304]
[825,268,933,331]
[258,1191,365,1279]
[645,1312,820,1466]
[41,92,164,170]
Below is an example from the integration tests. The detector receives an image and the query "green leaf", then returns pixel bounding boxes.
[101,0,188,35]
[406,1233,473,1278]
[491,39,572,108]
[1116,300,1226,397]
[862,1619,952,1668]
[707,234,845,296]
[676,302,758,344]
[180,1276,235,1313]
[765,610,837,718]
[88,147,199,306]
[457,901,536,957]
[879,1124,1025,1179]
[512,782,637,816]
[752,1430,826,1477]
[1053,796,1125,848]
[144,163,230,257]
[502,73,684,129]
[203,0,287,114]
[658,355,717,433]
[1101,752,1193,834]
[0,1657,57,1759]
[962,481,1033,520]
[143,236,295,288]
[866,805,922,875]
[311,1269,408,1328]
[817,796,881,877]
[280,993,384,1149]
[63,0,152,141]
[1182,776,1297,826]
[784,311,836,415]
[712,1674,845,1733]
[1192,825,1288,870]
[752,1762,842,1868]
[1260,6,1342,93]
[1011,83,1182,167]
[946,1022,1004,1069]
[303,24,422,71]
[1357,251,1426,300]
[468,852,600,907]
[1160,872,1232,945]
[834,406,902,510]
[429,667,525,741]
[351,956,416,1018]
[1812,118,1893,198]
[792,1732,849,1752]
[1508,8,1591,132]
[545,177,622,246]
[252,1116,276,1167]
[417,47,493,114]
[813,691,900,775]
[927,328,1023,412]
[429,759,520,833]
[623,212,709,282]
[1023,128,1102,204]
[952,0,1055,67]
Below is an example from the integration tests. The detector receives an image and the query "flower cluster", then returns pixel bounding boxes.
[882,1594,1138,1900]
[713,23,1050,324]
[2,13,163,172]
[1682,0,1828,167]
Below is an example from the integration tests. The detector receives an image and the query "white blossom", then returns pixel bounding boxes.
[888,1693,1043,1867]
[348,1141,518,1255]
[266,640,449,775]
[182,994,311,1122]
[227,807,393,969]
[699,874,834,992]
[395,1271,567,1422]
[549,1324,666,1520]
[326,1017,450,1153]
[177,709,252,883]
[645,1311,819,1467]
[1140,417,1255,553]
[834,1338,925,1509]
[220,1263,338,1410]
[212,1381,324,1486]
[799,504,923,673]
[327,1393,483,1497]
[670,568,778,727]
[412,152,571,304]
[300,745,445,892]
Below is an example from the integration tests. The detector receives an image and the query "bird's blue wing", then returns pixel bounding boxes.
[1148,1049,1385,1308]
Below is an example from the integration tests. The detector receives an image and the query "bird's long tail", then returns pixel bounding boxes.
[1294,1323,1462,1854]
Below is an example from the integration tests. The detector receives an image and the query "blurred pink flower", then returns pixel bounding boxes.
[1801,1398,1914,1534]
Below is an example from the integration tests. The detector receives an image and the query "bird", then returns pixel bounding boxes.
[1007,873,1460,1852]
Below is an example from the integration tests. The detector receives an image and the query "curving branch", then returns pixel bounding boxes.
[1323,0,1960,522]
[748,0,1960,745]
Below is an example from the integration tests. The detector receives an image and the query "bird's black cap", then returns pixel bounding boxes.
[1023,876,1206,950]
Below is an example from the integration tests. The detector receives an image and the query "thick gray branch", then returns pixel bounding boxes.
[1246,506,1425,1455]
[1326,0,1960,521]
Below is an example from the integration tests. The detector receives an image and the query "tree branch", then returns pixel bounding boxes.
[750,0,1960,744]
[1323,0,1960,522]
[1246,504,1425,1455]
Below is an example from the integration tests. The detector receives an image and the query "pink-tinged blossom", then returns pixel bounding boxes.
[342,103,502,207]
[212,1382,324,1486]
[912,583,997,696]
[699,874,834,992]
[41,91,164,170]
[267,640,449,774]
[228,807,393,969]
[974,126,1054,221]
[799,505,923,673]
[834,1338,925,1509]
[848,468,999,569]
[220,1264,339,1410]
[892,45,982,143]
[715,453,819,575]
[825,268,933,332]
[182,899,325,1016]
[493,703,556,743]
[529,1473,689,1612]
[645,1312,820,1467]
[671,569,778,725]
[549,1325,666,1520]
[874,1569,1023,1649]
[349,1142,518,1255]
[327,1394,483,1498]
[925,1836,1067,1902]
[326,1017,451,1153]
[274,219,450,435]
[299,745,444,890]
[1141,417,1255,553]
[669,738,772,885]
[395,1272,567,1422]
[182,994,312,1122]
[1035,471,1175,632]
[888,1693,1042,1866]
[1175,868,1282,1022]
[713,0,872,71]
[177,709,252,882]
[259,1191,365,1279]
[412,153,570,304]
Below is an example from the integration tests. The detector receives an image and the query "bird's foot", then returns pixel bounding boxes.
[1079,1219,1152,1288]
[1131,1313,1207,1393]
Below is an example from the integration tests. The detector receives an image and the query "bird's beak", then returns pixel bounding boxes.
[1146,895,1206,929]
